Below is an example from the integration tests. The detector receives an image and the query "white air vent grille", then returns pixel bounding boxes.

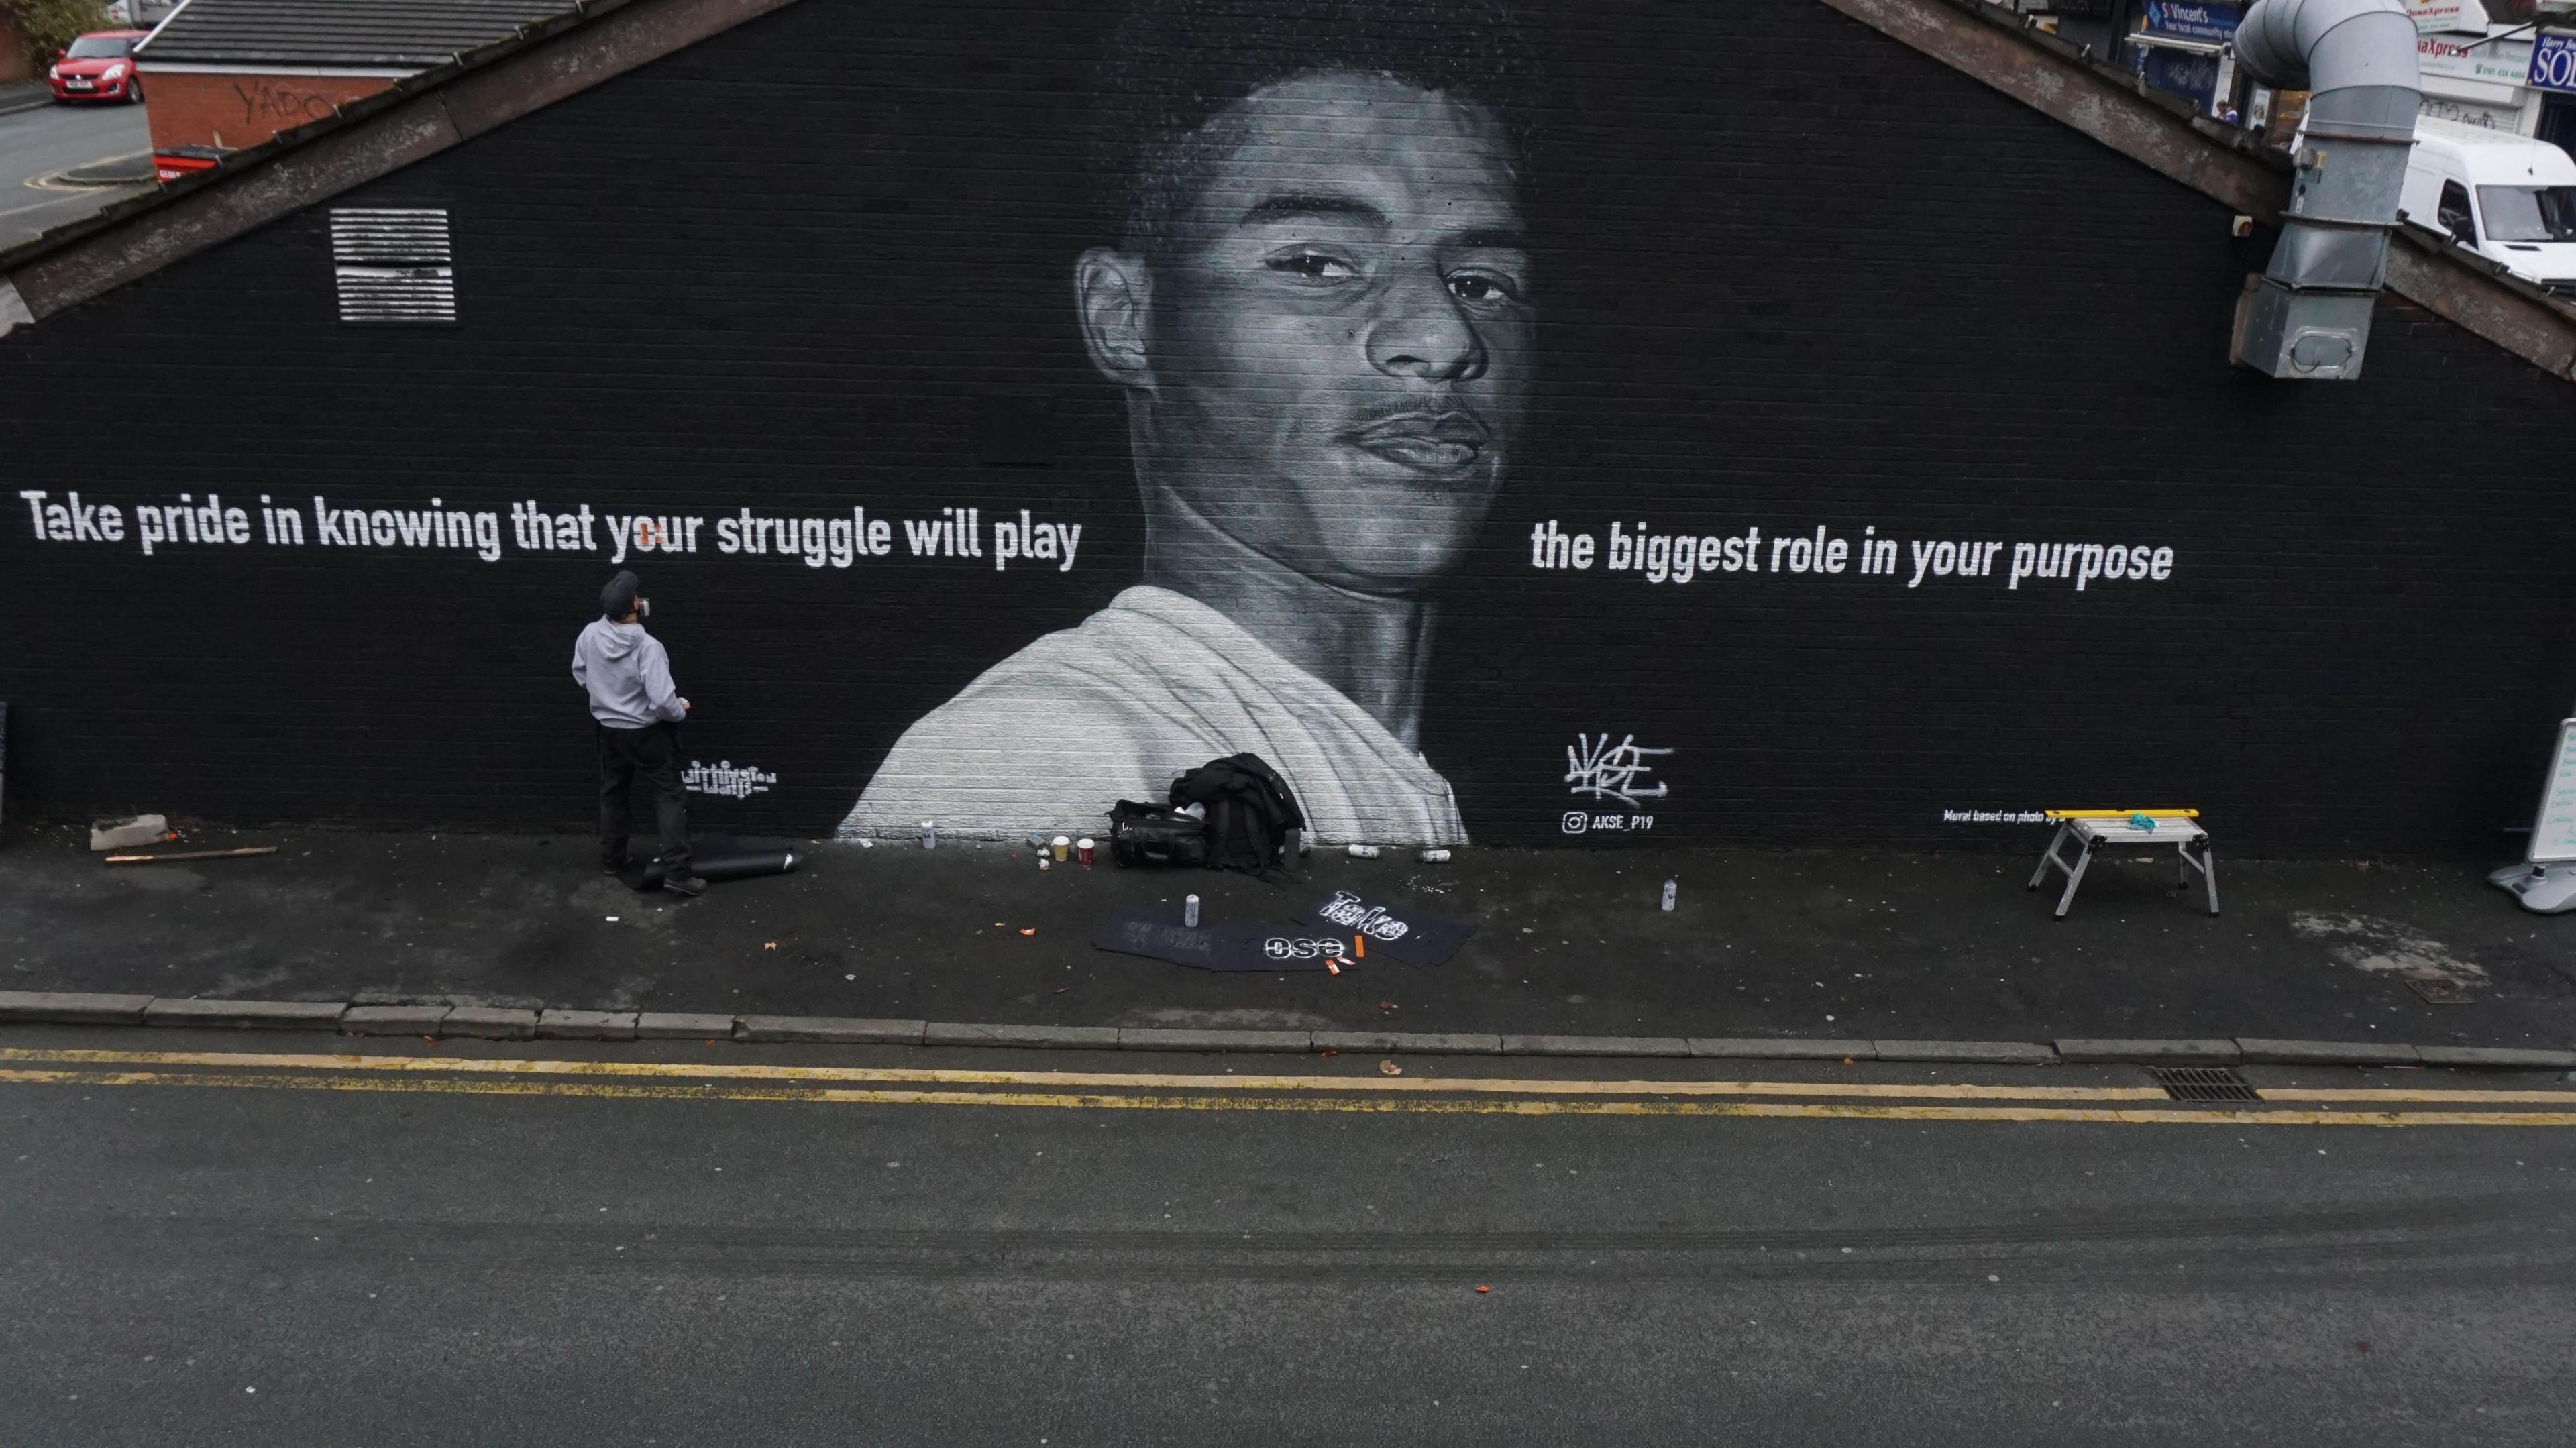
[331,208,455,324]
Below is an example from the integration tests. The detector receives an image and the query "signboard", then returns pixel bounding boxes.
[2144,48,2224,107]
[2528,719,2576,863]
[2420,34,2534,91]
[2531,32,2576,95]
[2142,1,2241,41]
[2407,0,2486,34]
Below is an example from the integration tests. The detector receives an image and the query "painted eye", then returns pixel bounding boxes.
[1447,272,1519,304]
[1267,251,1356,282]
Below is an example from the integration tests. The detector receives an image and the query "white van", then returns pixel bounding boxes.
[2401,118,2576,298]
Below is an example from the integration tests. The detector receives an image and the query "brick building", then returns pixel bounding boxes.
[133,0,572,168]
[3,0,2574,855]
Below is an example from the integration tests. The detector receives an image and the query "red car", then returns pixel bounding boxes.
[48,30,151,105]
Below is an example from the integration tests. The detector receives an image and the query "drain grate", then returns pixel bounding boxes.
[2153,1066,2262,1103]
[2406,977,2479,1005]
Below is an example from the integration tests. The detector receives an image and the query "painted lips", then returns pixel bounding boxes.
[1346,411,1491,475]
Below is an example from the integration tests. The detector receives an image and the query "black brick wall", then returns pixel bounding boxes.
[3,0,2571,854]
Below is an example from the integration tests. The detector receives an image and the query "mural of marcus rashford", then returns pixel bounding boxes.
[844,0,1534,846]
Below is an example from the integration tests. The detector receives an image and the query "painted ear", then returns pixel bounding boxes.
[1075,247,1154,390]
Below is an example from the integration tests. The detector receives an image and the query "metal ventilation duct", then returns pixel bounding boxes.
[2227,0,2420,380]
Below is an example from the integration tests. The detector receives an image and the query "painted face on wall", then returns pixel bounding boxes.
[1116,71,1533,596]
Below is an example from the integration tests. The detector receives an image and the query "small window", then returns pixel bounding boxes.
[2437,181,2478,243]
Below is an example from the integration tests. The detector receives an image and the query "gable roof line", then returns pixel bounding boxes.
[0,0,800,331]
[136,0,590,70]
[1817,0,2576,380]
[3,0,2571,381]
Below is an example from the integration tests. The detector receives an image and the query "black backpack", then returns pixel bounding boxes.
[1167,753,1306,875]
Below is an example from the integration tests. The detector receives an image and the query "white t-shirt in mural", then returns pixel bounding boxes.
[839,586,1466,846]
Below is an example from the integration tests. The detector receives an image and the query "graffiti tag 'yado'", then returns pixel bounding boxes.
[1566,733,1672,807]
[1312,891,1413,942]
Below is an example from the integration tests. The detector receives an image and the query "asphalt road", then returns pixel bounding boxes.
[3,1031,2573,1445]
[0,97,152,253]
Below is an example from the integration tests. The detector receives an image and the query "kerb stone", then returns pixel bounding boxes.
[2055,1038,2241,1065]
[1688,1038,1877,1060]
[2235,1038,2422,1066]
[635,1012,739,1040]
[2412,1045,2576,1068]
[0,990,152,1025]
[1873,1039,2059,1064]
[735,1016,926,1045]
[924,1022,1120,1049]
[143,998,344,1030]
[1311,1031,1503,1055]
[441,1007,539,1040]
[537,1009,639,1041]
[1118,1028,1315,1053]
[1501,1034,1691,1058]
[341,1005,451,1036]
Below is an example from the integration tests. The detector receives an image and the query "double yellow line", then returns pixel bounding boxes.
[2,1046,2571,1126]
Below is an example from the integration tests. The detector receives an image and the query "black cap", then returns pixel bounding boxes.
[600,570,641,620]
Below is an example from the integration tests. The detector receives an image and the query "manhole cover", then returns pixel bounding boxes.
[2152,1066,2261,1103]
[2406,978,2479,1005]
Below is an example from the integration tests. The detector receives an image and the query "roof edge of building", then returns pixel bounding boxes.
[3,0,2572,381]
[1816,0,2576,381]
[0,0,804,327]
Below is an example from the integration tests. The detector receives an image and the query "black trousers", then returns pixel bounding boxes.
[598,722,690,875]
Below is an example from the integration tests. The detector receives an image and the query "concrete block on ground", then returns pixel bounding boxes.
[1874,1039,2059,1064]
[1311,1030,1503,1055]
[1688,1038,1877,1060]
[1117,1027,1314,1053]
[2235,1038,2421,1066]
[0,990,152,1025]
[536,1009,638,1041]
[2055,1038,2241,1065]
[143,998,344,1030]
[341,1005,451,1036]
[635,1012,739,1040]
[735,1015,926,1045]
[926,1021,1120,1049]
[1501,1034,1690,1058]
[89,814,168,851]
[441,1007,538,1040]
[2412,1044,2576,1069]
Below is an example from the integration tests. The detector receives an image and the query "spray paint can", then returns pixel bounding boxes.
[1419,848,1452,863]
[921,820,938,850]
[1660,878,1677,911]
[1183,894,1201,928]
[1348,844,1381,859]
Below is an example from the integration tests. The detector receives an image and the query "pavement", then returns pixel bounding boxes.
[4,1024,2573,1445]
[5,818,2573,1052]
[0,91,154,254]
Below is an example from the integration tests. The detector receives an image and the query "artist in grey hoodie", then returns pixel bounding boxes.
[573,569,702,895]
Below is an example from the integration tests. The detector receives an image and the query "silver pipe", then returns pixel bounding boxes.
[2227,0,2421,379]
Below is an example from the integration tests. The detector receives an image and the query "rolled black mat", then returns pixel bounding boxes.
[619,836,798,891]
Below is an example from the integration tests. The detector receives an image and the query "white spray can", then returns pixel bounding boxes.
[921,820,938,850]
[1660,878,1677,911]
[1184,894,1201,928]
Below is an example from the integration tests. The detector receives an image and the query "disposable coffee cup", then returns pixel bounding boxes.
[1076,837,1095,867]
[1051,834,1071,862]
